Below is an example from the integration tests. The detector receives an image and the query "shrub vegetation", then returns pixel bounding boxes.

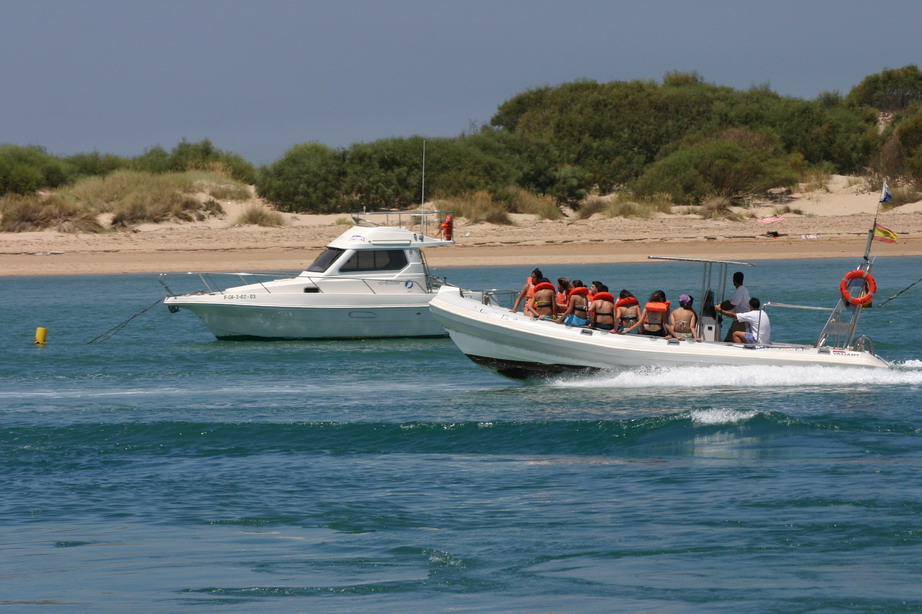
[234,204,287,227]
[6,67,922,225]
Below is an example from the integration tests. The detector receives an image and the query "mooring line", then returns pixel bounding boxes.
[87,297,163,344]
[875,276,922,308]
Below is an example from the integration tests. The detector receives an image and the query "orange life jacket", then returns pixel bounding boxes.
[593,292,615,303]
[525,276,537,298]
[644,301,671,325]
[615,296,638,308]
[555,291,569,313]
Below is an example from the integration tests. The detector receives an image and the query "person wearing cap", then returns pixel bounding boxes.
[668,294,701,341]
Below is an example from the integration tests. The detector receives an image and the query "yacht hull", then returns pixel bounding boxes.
[166,294,445,339]
[429,286,892,379]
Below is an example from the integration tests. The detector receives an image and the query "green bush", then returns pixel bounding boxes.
[847,65,922,112]
[632,137,798,205]
[0,145,70,194]
[256,143,347,213]
[64,151,129,178]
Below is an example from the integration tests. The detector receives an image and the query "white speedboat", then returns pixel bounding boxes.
[429,256,891,379]
[161,211,457,339]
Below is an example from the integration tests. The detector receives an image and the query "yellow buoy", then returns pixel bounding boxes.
[33,327,47,345]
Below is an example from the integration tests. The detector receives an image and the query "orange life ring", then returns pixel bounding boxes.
[839,269,876,306]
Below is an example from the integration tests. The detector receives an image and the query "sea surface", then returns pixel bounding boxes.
[2,256,922,612]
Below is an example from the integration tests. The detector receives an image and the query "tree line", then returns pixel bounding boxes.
[3,66,922,213]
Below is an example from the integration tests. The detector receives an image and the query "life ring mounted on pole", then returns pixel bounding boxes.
[839,269,876,306]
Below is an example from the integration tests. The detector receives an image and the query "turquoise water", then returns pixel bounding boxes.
[2,257,922,612]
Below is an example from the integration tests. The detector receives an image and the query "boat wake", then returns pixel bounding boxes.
[550,362,922,389]
[687,408,759,425]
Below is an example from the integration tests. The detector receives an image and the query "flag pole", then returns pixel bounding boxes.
[864,179,890,261]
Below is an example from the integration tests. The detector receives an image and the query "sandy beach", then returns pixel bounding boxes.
[2,176,920,275]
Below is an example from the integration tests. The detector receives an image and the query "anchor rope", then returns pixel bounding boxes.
[87,297,163,344]
[875,276,922,308]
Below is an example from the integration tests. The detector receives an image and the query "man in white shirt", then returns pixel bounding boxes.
[722,271,751,341]
[718,297,771,344]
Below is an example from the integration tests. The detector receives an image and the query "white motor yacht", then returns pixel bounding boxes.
[161,211,456,339]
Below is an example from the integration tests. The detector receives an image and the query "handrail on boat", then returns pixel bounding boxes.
[350,209,452,238]
[763,302,833,312]
[159,270,433,297]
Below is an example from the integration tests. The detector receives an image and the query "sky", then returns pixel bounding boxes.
[3,0,920,166]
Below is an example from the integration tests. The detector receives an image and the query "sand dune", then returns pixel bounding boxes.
[1,176,919,275]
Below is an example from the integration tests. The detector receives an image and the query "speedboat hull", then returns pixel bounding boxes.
[429,286,892,379]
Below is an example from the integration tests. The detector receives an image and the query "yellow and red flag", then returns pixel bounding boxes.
[872,223,898,244]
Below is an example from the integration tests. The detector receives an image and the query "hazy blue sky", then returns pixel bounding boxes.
[3,0,920,165]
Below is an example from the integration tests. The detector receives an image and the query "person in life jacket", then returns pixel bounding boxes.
[614,289,640,333]
[588,284,617,330]
[524,278,557,320]
[511,268,543,313]
[624,290,671,337]
[556,279,590,327]
[555,277,571,314]
[437,214,454,241]
[587,280,604,303]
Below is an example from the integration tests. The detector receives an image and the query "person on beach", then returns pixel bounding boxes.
[625,290,671,337]
[511,268,543,313]
[524,277,557,319]
[588,284,616,330]
[614,289,640,333]
[557,280,590,327]
[718,297,771,344]
[722,271,750,341]
[668,294,701,341]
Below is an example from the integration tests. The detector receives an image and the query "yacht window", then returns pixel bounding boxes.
[339,249,408,272]
[307,248,345,272]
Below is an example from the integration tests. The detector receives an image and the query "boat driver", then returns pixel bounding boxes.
[718,297,771,344]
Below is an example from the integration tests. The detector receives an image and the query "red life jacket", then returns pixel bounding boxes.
[593,292,615,303]
[615,296,638,308]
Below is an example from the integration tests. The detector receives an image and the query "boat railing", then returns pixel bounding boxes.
[159,271,435,297]
[159,272,290,296]
[350,209,452,238]
[467,288,518,310]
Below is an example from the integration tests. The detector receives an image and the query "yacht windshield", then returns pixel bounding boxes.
[307,248,344,272]
[340,249,408,272]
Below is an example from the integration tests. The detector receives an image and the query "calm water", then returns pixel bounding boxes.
[2,257,922,612]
